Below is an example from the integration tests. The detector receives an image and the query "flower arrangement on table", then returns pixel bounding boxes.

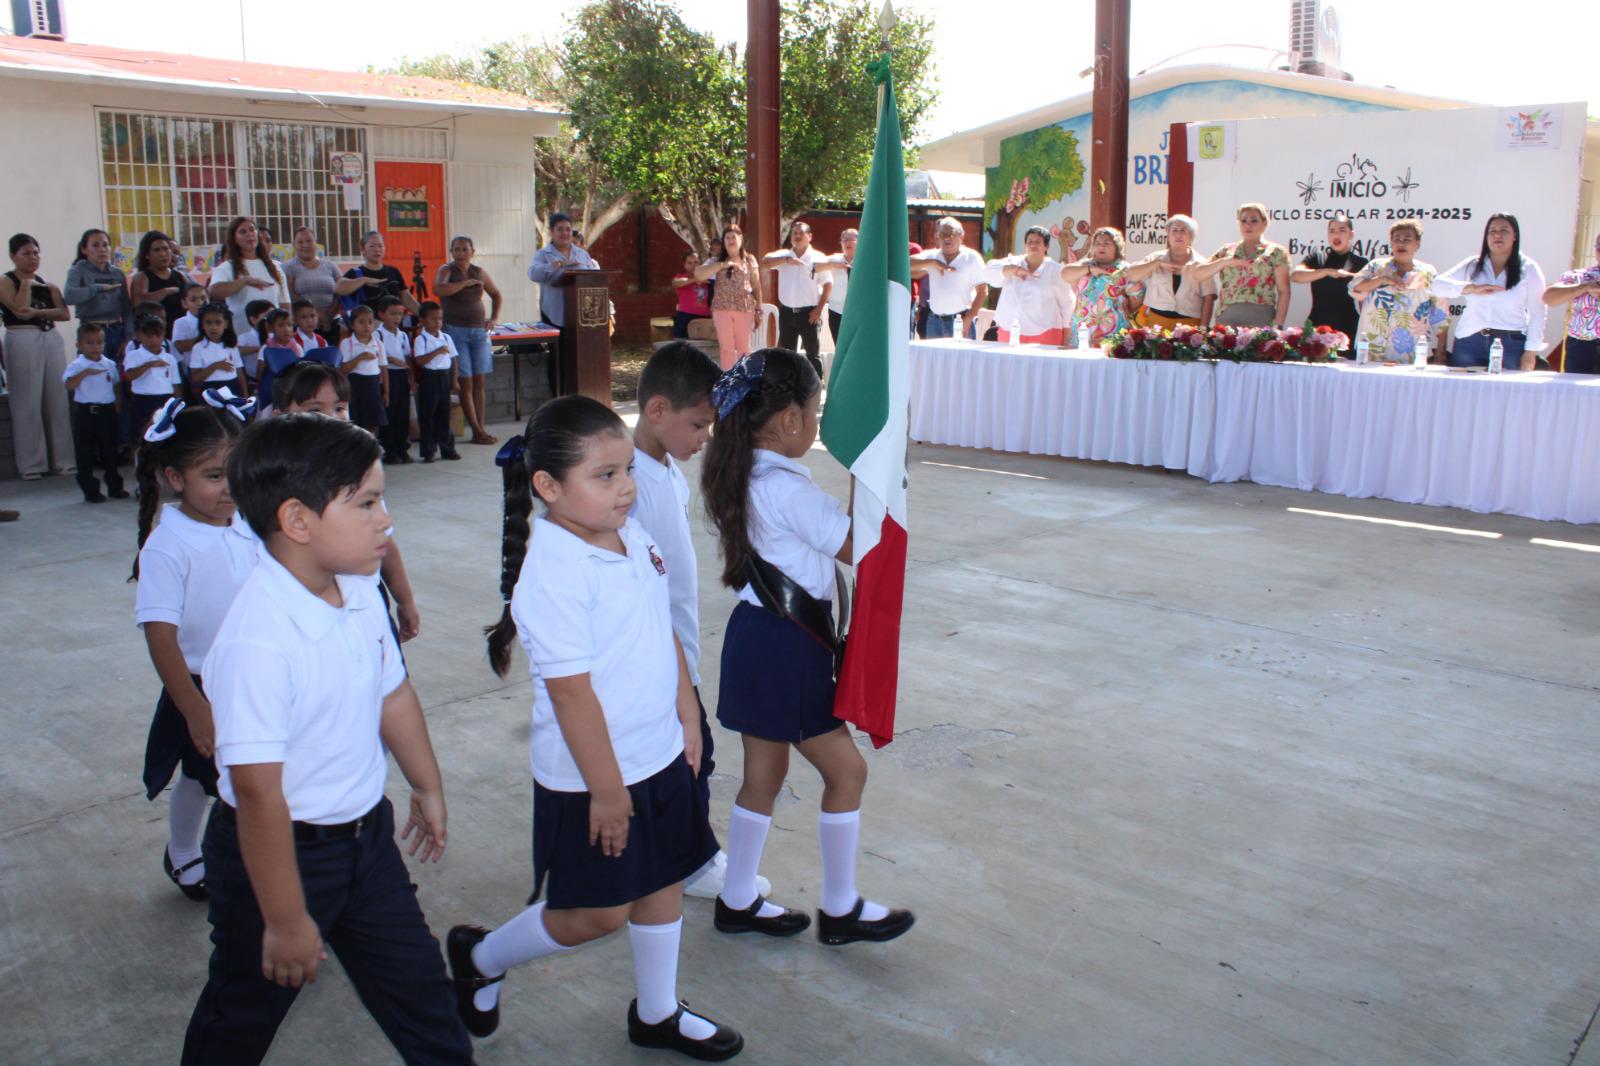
[1105,324,1350,363]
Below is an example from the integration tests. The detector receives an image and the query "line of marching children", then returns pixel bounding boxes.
[130,343,914,1064]
[60,269,462,505]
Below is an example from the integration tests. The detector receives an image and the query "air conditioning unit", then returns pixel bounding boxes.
[11,0,66,39]
[1289,0,1350,80]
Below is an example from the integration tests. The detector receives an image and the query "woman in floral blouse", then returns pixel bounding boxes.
[1543,231,1600,374]
[1347,219,1446,361]
[1062,227,1141,346]
[1190,203,1291,328]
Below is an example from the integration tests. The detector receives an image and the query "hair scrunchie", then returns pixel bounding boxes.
[202,386,257,421]
[494,433,527,469]
[143,397,186,442]
[711,352,766,418]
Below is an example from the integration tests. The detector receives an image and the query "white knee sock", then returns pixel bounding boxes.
[471,901,571,1012]
[167,774,210,884]
[720,805,784,917]
[818,810,887,921]
[629,919,716,1040]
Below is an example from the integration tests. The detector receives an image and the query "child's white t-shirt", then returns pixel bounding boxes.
[413,330,457,372]
[236,327,262,379]
[737,449,850,607]
[339,335,384,377]
[135,506,261,673]
[511,516,683,792]
[629,448,700,684]
[190,338,243,383]
[62,353,120,404]
[124,345,180,395]
[172,313,201,348]
[376,324,411,370]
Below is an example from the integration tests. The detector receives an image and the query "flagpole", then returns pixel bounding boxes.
[875,1,895,123]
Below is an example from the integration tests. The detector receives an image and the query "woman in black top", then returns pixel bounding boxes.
[129,230,190,334]
[2,233,73,478]
[1293,213,1369,354]
[334,230,420,317]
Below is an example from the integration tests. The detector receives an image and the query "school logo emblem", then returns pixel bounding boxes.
[648,546,666,576]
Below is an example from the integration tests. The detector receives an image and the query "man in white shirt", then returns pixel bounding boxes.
[762,221,831,375]
[912,217,988,340]
[813,228,857,346]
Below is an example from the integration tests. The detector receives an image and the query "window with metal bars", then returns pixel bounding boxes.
[97,110,369,269]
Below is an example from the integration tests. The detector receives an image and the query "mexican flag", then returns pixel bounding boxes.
[820,57,909,750]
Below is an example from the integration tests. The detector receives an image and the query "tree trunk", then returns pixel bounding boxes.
[993,208,1020,258]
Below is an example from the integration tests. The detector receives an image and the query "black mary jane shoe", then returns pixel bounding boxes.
[162,848,209,902]
[627,999,744,1061]
[447,924,503,1038]
[712,895,811,938]
[816,898,915,946]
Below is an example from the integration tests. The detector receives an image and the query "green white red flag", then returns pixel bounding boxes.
[819,55,909,749]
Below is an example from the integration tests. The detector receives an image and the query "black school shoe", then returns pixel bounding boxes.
[713,895,810,937]
[627,1000,744,1061]
[84,493,107,504]
[447,924,503,1038]
[162,847,208,902]
[816,898,915,946]
[441,450,462,461]
[109,488,131,499]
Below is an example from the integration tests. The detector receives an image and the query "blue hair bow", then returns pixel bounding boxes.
[711,352,766,418]
[203,386,257,422]
[143,397,186,442]
[495,433,527,468]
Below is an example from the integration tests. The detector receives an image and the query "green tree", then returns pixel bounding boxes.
[984,125,1084,255]
[778,0,938,225]
[389,37,634,249]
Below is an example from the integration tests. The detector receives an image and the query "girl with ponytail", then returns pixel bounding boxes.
[699,348,914,947]
[454,395,744,1061]
[130,389,258,902]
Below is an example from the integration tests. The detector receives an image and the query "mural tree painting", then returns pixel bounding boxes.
[985,125,1084,255]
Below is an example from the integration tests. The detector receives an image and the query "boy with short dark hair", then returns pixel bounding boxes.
[182,415,471,1065]
[61,321,127,502]
[373,295,413,464]
[236,298,276,386]
[628,341,763,900]
[271,361,350,417]
[409,300,460,463]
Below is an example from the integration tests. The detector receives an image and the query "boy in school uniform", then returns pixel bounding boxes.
[60,321,128,502]
[182,414,471,1065]
[628,341,766,900]
[408,301,460,463]
[374,296,414,464]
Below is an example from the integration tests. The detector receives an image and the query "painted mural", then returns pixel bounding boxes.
[983,79,1391,261]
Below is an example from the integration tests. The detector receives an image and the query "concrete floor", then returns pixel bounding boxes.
[2,419,1597,1066]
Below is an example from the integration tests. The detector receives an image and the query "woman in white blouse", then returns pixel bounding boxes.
[206,216,290,333]
[1122,214,1213,328]
[984,225,1076,344]
[1432,213,1547,370]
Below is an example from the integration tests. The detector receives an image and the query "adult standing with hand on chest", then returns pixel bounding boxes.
[984,225,1077,344]
[65,228,132,360]
[282,227,344,345]
[911,217,988,339]
[812,228,857,346]
[1123,215,1212,330]
[335,231,419,320]
[1543,232,1600,374]
[1433,214,1548,370]
[207,217,290,332]
[696,223,764,370]
[762,221,830,376]
[1292,213,1368,355]
[1190,203,1291,328]
[435,235,503,445]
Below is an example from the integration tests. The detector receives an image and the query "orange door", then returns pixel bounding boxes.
[374,161,446,305]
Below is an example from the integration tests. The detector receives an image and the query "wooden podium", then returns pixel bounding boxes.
[550,269,617,404]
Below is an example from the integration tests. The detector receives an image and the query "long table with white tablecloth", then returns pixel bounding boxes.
[908,339,1600,524]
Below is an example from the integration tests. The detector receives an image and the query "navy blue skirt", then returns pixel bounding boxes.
[531,753,718,911]
[716,601,840,743]
[142,674,219,800]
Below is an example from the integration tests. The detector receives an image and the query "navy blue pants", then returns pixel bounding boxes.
[414,368,455,460]
[382,368,412,459]
[182,797,472,1065]
[70,402,122,499]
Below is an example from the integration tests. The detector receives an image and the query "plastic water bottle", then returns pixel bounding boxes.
[1077,324,1092,351]
[1354,336,1370,366]
[1414,331,1429,369]
[1009,315,1022,347]
[1488,337,1504,375]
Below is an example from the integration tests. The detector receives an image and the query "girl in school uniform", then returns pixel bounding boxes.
[130,391,257,900]
[188,303,248,399]
[338,303,387,435]
[449,395,744,1061]
[700,348,914,946]
[123,315,182,440]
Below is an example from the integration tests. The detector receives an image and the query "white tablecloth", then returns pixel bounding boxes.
[908,340,1217,476]
[1209,362,1600,524]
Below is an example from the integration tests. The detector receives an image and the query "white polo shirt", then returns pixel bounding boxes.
[376,324,412,370]
[511,516,683,792]
[773,247,828,309]
[340,335,384,377]
[172,313,201,349]
[984,254,1077,336]
[62,354,120,404]
[823,254,851,314]
[125,345,180,395]
[413,329,457,372]
[203,548,405,824]
[190,339,243,383]
[136,506,260,672]
[737,449,850,607]
[236,327,262,380]
[918,246,987,315]
[629,447,700,685]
